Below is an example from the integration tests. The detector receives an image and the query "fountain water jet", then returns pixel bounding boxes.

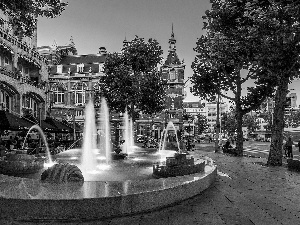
[159,121,181,153]
[22,125,53,165]
[121,110,135,154]
[81,101,98,173]
[122,110,129,154]
[99,98,111,164]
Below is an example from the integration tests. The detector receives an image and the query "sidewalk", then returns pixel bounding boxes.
[90,147,300,225]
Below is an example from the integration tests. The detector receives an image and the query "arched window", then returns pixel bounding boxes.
[72,82,87,105]
[51,83,66,104]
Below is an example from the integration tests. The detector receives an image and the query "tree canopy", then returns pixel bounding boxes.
[98,36,166,118]
[196,114,209,135]
[191,0,276,155]
[191,0,300,162]
[0,0,67,36]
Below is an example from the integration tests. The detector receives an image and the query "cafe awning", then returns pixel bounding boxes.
[0,110,34,131]
[44,117,73,133]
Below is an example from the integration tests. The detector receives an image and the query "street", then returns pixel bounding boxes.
[195,141,300,160]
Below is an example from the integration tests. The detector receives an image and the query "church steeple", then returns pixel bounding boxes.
[168,23,176,52]
[123,34,129,47]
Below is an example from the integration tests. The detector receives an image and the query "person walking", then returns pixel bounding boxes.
[286,137,293,158]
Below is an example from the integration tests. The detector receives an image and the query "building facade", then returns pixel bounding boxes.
[38,41,107,127]
[0,10,48,120]
[159,25,185,131]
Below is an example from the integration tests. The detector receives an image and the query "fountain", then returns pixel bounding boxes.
[22,124,53,164]
[98,97,112,164]
[121,110,135,154]
[153,121,205,178]
[81,100,98,173]
[0,98,217,223]
[159,121,181,152]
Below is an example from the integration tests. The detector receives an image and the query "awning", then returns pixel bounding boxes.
[62,120,82,133]
[0,110,34,131]
[40,120,57,132]
[44,117,73,133]
[22,115,57,132]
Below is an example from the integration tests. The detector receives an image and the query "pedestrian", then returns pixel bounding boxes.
[286,137,293,158]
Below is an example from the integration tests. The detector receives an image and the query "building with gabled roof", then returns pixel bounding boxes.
[37,39,107,126]
[159,24,186,131]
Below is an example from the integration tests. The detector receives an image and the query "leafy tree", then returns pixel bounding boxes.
[98,36,166,120]
[243,114,259,134]
[259,112,273,132]
[0,0,67,36]
[284,110,300,128]
[196,114,209,135]
[242,1,300,166]
[191,0,275,155]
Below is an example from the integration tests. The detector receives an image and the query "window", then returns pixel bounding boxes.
[72,83,87,105]
[76,110,84,117]
[51,84,66,104]
[169,70,175,80]
[77,63,84,73]
[99,63,104,72]
[57,65,63,74]
[54,89,64,104]
[4,57,9,66]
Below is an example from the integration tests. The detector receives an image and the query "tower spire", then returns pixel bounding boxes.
[168,23,176,51]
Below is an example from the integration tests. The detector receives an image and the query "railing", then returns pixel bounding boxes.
[0,27,48,65]
[0,66,47,90]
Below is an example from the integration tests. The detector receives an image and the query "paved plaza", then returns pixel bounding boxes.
[90,144,300,225]
[2,143,300,225]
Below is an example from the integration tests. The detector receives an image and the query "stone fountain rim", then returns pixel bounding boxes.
[0,161,217,222]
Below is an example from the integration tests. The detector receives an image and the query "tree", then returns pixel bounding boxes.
[242,114,259,134]
[196,114,209,135]
[242,1,300,166]
[191,0,275,155]
[284,110,300,128]
[98,36,166,120]
[0,0,67,36]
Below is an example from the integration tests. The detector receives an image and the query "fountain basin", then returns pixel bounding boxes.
[0,162,216,222]
[0,154,45,175]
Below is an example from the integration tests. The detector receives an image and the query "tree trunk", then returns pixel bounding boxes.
[267,76,289,166]
[235,72,243,156]
[235,106,243,156]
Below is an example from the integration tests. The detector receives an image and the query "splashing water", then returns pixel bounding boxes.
[81,101,98,172]
[99,98,111,164]
[22,125,53,164]
[159,121,181,153]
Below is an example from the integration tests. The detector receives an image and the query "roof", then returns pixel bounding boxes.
[50,63,102,75]
[60,54,106,65]
[0,110,34,131]
[164,51,181,66]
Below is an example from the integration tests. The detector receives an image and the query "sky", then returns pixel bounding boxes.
[37,0,300,107]
[37,0,212,102]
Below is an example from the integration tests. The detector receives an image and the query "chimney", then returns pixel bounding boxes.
[99,47,107,55]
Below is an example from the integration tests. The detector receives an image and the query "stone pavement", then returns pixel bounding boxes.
[84,148,300,225]
[4,146,300,225]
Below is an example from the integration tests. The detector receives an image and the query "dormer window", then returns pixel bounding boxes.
[99,63,104,72]
[77,63,84,73]
[57,65,63,74]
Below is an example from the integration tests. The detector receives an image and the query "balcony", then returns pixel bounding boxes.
[0,66,47,100]
[0,27,48,67]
